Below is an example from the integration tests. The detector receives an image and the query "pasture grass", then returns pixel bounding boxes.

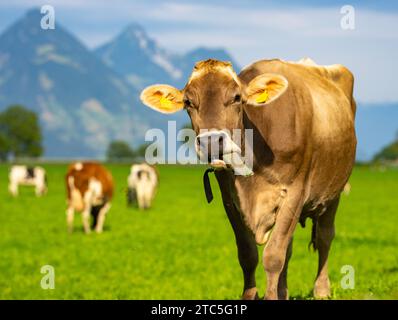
[0,163,397,299]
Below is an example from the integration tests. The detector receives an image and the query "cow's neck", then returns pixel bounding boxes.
[223,111,291,242]
[240,111,275,175]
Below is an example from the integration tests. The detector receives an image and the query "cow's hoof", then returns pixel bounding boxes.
[95,229,103,234]
[242,288,259,300]
[314,277,331,299]
[313,289,331,299]
[278,289,289,300]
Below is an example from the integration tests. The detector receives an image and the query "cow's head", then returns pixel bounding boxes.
[140,59,288,173]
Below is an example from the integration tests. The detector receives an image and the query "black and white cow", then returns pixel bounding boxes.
[127,164,158,210]
[9,165,47,196]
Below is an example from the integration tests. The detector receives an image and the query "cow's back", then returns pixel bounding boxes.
[66,162,114,205]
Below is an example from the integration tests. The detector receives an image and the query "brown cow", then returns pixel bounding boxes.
[140,58,356,300]
[65,162,114,234]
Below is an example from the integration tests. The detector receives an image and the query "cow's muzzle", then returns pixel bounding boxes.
[195,130,253,176]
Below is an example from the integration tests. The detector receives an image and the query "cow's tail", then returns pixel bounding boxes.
[309,217,318,251]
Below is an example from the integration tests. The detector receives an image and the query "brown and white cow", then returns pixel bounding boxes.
[65,162,114,234]
[140,58,356,299]
[127,163,158,210]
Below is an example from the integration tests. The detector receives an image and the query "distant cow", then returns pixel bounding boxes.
[65,162,114,234]
[140,58,356,299]
[127,163,158,209]
[9,165,47,196]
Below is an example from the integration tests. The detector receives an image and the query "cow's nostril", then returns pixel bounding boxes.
[196,133,225,158]
[218,136,224,147]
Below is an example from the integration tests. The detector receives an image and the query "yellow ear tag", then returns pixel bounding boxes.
[159,96,172,109]
[256,90,269,103]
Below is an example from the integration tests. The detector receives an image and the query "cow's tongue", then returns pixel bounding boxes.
[210,152,253,176]
[209,159,227,169]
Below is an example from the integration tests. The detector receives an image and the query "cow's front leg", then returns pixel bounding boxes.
[235,226,259,300]
[263,190,303,300]
[278,238,293,299]
[227,205,259,300]
[216,172,259,300]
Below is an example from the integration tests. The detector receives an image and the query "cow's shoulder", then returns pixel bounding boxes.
[292,59,355,114]
[293,58,354,99]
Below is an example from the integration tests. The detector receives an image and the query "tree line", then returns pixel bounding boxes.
[0,105,43,161]
[106,141,152,162]
[373,131,398,163]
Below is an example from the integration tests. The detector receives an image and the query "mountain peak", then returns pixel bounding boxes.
[4,7,45,37]
[19,7,48,31]
[117,23,148,43]
[122,23,145,33]
[184,47,240,70]
[25,7,42,19]
[94,22,182,87]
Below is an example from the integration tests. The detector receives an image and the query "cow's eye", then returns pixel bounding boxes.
[184,99,193,109]
[231,94,241,104]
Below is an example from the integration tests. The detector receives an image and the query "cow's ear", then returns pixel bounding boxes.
[140,84,184,114]
[245,73,288,107]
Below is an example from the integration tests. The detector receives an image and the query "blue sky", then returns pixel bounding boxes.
[0,0,397,104]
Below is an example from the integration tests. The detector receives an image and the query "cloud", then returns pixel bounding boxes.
[141,3,398,103]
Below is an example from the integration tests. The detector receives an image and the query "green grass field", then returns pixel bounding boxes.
[0,164,397,299]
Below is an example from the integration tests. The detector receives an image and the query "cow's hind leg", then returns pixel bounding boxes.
[95,203,111,234]
[127,188,137,207]
[313,198,339,299]
[278,238,293,300]
[82,206,91,234]
[66,206,75,233]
